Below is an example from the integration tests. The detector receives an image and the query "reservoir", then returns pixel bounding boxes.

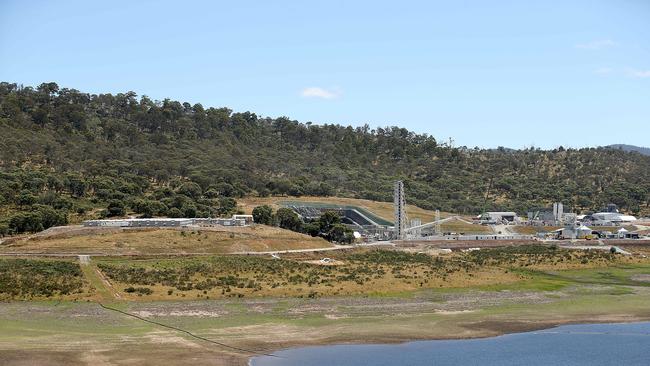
[251,322,650,366]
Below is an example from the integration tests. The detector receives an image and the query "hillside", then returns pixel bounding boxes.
[606,144,650,157]
[0,225,331,255]
[1,82,649,236]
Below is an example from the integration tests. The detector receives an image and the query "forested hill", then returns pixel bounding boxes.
[606,144,650,157]
[1,82,649,234]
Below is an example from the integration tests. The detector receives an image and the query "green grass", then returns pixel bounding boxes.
[543,264,650,287]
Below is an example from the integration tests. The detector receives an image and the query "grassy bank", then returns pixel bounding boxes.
[2,263,650,365]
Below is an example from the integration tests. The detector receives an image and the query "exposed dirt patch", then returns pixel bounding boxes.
[631,274,650,282]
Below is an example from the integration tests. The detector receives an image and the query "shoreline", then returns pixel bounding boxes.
[246,318,650,366]
[2,297,650,366]
[246,317,650,365]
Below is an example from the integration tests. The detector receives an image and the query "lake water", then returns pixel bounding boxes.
[250,322,650,366]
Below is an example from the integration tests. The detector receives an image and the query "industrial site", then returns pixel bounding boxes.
[2,182,650,366]
[69,180,649,250]
[2,1,650,364]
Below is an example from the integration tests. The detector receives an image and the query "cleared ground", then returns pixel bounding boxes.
[0,225,332,255]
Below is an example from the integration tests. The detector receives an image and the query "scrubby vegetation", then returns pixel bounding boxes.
[466,245,617,267]
[0,258,85,299]
[2,82,649,235]
[0,245,641,300]
[96,246,633,299]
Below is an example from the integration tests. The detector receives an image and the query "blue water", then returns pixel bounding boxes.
[251,322,650,366]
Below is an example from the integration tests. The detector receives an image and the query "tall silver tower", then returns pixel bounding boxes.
[394,181,407,240]
[553,202,564,223]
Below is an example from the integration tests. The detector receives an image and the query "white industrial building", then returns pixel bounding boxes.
[588,212,637,225]
[83,218,193,227]
[476,212,519,224]
[580,203,637,226]
[555,225,595,239]
[83,215,253,228]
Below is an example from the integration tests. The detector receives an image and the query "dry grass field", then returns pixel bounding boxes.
[0,225,332,255]
[94,251,524,301]
[1,245,648,303]
[1,245,636,302]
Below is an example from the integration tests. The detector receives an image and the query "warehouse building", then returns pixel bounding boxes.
[83,218,193,228]
[476,212,519,224]
[83,216,252,228]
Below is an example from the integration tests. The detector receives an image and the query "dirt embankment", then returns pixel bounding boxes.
[0,224,332,256]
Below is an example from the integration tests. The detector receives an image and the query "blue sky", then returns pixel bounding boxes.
[1,0,649,149]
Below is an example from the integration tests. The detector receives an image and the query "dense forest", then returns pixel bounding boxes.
[1,82,649,235]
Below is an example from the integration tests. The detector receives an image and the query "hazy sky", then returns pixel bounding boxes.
[1,0,649,148]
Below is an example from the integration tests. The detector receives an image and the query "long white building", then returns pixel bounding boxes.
[584,212,637,225]
[83,215,253,228]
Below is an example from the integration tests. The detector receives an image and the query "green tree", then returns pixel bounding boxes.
[326,224,354,244]
[318,211,341,234]
[132,199,167,218]
[301,222,320,237]
[168,207,183,218]
[16,191,37,206]
[182,204,197,218]
[218,197,237,216]
[177,182,202,199]
[275,208,302,232]
[252,205,274,225]
[106,200,126,217]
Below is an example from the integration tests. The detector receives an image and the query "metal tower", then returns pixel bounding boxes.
[394,181,407,240]
[553,202,564,224]
[435,209,441,235]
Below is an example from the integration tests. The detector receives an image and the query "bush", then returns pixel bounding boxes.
[124,286,153,295]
